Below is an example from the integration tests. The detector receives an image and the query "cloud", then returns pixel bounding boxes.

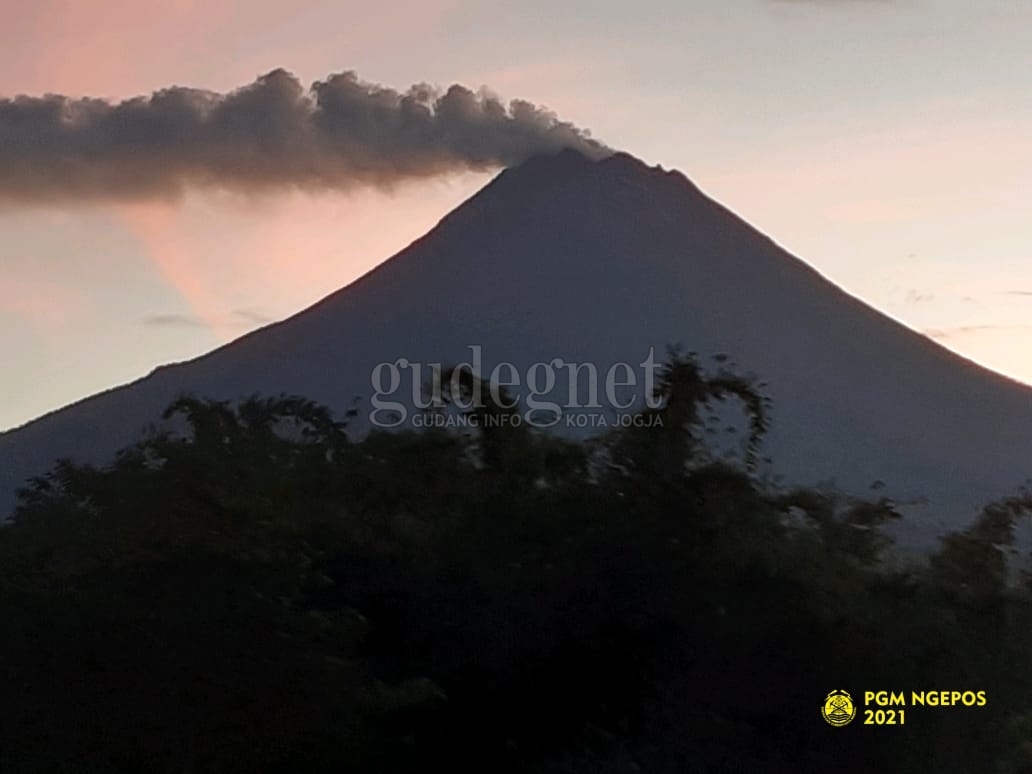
[143,308,275,330]
[231,307,274,325]
[0,69,609,206]
[142,313,210,329]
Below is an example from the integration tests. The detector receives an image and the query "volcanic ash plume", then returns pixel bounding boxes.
[0,68,610,204]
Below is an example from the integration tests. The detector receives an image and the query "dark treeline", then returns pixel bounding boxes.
[2,354,1032,773]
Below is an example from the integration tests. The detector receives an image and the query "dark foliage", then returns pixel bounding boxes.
[2,356,1031,772]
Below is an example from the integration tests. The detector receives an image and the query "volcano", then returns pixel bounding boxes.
[3,149,1031,544]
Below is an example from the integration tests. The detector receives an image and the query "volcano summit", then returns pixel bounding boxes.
[3,149,1031,544]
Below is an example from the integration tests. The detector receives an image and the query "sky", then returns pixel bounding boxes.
[1,0,1030,431]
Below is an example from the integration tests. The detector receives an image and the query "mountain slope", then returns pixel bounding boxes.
[3,149,1031,543]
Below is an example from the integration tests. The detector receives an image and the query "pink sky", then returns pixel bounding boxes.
[2,0,1030,429]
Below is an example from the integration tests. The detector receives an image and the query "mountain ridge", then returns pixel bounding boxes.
[3,149,1031,544]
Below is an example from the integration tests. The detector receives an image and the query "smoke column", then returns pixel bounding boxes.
[0,68,610,204]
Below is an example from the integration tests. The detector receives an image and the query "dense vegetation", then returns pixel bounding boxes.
[2,355,1032,772]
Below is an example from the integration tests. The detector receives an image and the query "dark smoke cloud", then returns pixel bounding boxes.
[0,69,609,204]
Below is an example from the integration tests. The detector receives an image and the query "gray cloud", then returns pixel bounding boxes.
[144,308,275,329]
[231,308,275,325]
[0,69,609,205]
[143,313,209,329]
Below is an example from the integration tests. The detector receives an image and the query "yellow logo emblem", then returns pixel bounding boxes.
[822,690,856,727]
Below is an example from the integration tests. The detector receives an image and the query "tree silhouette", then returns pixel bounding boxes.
[2,361,1032,772]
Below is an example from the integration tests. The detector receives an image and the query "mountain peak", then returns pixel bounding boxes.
[509,147,700,194]
[4,144,1032,549]
[439,148,707,239]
